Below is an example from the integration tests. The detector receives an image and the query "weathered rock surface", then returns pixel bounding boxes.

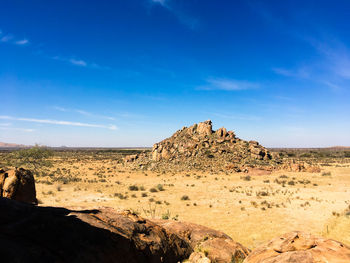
[281,161,321,173]
[127,120,277,172]
[124,154,138,162]
[243,231,350,263]
[153,220,250,263]
[0,168,37,204]
[0,197,191,263]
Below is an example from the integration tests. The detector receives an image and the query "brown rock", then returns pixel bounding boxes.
[0,198,192,263]
[197,120,213,136]
[152,149,161,161]
[124,154,138,162]
[216,127,227,138]
[189,252,211,263]
[243,231,350,263]
[153,220,249,263]
[161,149,171,160]
[0,168,37,204]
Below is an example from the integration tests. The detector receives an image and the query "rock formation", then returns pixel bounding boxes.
[244,231,350,263]
[151,120,271,162]
[127,120,277,172]
[0,168,37,204]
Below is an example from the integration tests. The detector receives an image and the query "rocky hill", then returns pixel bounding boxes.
[127,120,279,172]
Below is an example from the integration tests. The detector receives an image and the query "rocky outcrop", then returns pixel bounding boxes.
[243,231,350,263]
[128,120,276,172]
[0,168,37,204]
[151,120,272,162]
[0,197,191,263]
[153,220,250,263]
[281,160,321,173]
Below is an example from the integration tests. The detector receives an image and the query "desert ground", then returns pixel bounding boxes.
[1,148,349,250]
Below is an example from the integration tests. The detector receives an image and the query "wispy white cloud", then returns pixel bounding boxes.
[198,78,259,91]
[272,67,310,79]
[0,116,117,130]
[314,41,350,80]
[151,0,166,5]
[0,29,108,70]
[69,58,87,67]
[53,106,69,112]
[53,106,115,120]
[0,123,12,127]
[1,34,14,43]
[51,55,110,69]
[210,112,261,121]
[15,39,29,45]
[0,122,34,132]
[272,40,350,91]
[150,0,199,30]
[323,81,341,91]
[0,31,28,46]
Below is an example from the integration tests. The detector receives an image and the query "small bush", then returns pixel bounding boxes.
[157,184,164,191]
[181,195,190,201]
[288,180,295,185]
[149,187,158,193]
[128,185,139,191]
[241,175,251,181]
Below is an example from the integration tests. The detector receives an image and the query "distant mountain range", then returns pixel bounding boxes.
[0,142,30,148]
[328,146,350,149]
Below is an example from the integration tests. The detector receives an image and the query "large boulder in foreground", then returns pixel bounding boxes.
[0,197,191,263]
[243,231,350,263]
[0,168,37,204]
[153,220,250,263]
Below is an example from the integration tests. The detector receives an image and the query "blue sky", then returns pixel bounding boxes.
[1,0,349,147]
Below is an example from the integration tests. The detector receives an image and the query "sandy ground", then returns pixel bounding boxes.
[36,160,350,249]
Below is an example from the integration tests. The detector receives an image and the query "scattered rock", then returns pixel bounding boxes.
[243,231,350,263]
[0,168,37,204]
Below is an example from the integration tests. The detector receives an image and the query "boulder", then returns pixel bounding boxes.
[153,220,249,263]
[0,168,37,204]
[197,120,213,136]
[216,127,227,138]
[189,252,211,263]
[0,198,192,263]
[124,154,138,162]
[243,231,350,263]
